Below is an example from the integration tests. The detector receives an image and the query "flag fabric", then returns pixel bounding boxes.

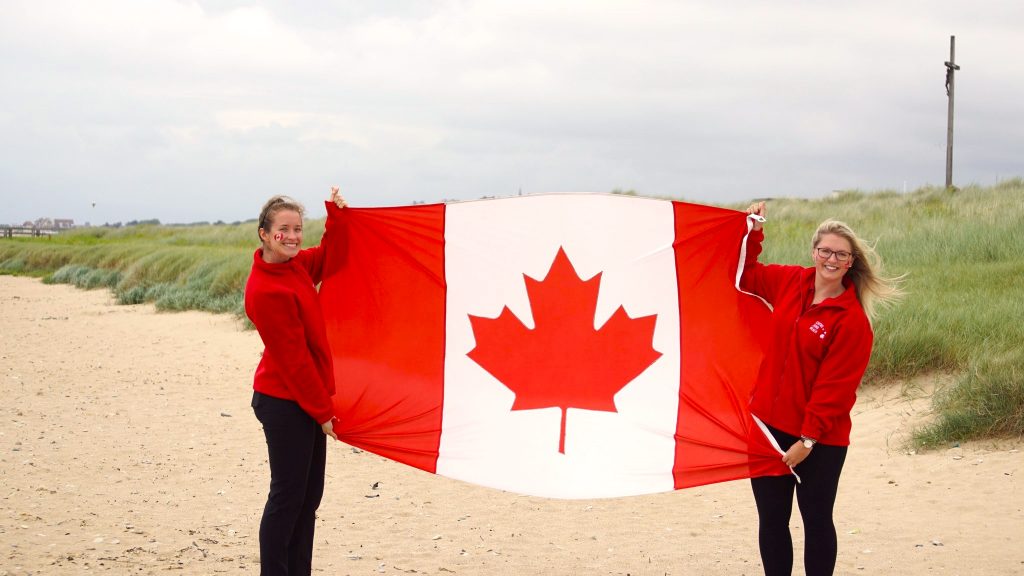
[320,194,788,499]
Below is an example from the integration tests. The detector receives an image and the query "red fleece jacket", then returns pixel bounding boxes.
[244,202,343,425]
[741,229,873,446]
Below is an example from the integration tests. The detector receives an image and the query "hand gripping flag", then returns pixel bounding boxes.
[320,194,789,499]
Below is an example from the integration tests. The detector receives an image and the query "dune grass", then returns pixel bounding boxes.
[1,181,1021,446]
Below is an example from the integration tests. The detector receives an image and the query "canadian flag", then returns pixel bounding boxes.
[321,194,787,499]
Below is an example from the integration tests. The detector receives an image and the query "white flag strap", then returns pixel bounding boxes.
[735,215,772,309]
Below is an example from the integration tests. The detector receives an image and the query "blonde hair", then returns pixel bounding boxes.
[257,195,305,241]
[812,219,904,320]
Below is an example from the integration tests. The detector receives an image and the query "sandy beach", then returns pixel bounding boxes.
[1,274,1021,575]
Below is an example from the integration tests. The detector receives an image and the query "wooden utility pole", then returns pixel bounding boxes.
[945,35,960,189]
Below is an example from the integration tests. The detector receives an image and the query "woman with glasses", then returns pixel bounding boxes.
[741,201,902,576]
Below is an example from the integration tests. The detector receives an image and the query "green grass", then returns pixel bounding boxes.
[913,351,1022,446]
[2,181,1022,446]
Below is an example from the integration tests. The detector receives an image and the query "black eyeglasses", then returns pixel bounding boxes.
[815,247,853,262]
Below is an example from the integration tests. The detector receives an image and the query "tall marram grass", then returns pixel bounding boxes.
[1,182,1022,446]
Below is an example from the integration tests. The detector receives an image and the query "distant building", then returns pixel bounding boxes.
[9,218,74,231]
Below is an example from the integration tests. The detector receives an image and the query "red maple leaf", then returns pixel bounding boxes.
[467,247,662,454]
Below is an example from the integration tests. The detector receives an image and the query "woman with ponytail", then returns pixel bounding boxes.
[245,187,347,576]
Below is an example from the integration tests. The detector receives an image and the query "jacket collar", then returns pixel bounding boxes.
[252,248,296,275]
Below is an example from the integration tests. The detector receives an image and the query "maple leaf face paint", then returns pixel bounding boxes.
[261,209,303,264]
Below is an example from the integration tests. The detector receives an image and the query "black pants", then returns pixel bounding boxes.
[750,425,848,576]
[252,392,327,576]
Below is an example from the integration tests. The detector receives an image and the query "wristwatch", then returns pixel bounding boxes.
[800,437,817,449]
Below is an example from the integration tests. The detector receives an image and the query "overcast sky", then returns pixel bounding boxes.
[2,0,1021,225]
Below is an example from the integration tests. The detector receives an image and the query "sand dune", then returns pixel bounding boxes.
[1,275,1020,575]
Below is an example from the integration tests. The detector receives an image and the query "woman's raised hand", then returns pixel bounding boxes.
[746,201,766,231]
[329,186,348,209]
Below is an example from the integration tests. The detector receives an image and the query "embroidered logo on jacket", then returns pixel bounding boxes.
[809,321,827,340]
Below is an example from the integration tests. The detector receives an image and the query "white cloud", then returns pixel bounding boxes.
[1,0,1022,223]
